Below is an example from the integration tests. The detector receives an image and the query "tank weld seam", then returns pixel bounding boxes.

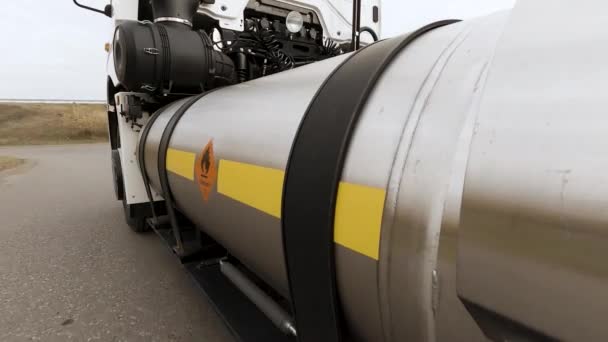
[441,57,492,235]
[416,28,475,342]
[377,23,472,342]
[427,59,493,322]
[440,13,512,230]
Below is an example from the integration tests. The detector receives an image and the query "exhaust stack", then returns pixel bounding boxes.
[151,0,200,27]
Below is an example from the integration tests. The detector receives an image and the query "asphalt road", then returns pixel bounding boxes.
[0,144,232,342]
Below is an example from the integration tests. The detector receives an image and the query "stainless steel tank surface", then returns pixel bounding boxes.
[140,0,608,340]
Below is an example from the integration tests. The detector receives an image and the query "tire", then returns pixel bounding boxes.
[111,150,124,201]
[122,194,149,233]
[115,149,149,233]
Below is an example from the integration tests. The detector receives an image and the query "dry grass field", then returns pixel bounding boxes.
[0,103,107,171]
[0,156,25,172]
[0,103,107,146]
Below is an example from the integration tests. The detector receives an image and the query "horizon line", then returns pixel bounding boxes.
[0,98,105,104]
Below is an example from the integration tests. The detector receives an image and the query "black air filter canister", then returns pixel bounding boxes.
[113,21,236,94]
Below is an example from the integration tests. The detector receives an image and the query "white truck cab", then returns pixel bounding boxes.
[104,0,381,87]
[72,0,380,220]
[72,1,608,341]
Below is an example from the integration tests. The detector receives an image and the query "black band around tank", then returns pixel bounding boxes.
[281,20,460,342]
[138,101,167,220]
[157,92,208,253]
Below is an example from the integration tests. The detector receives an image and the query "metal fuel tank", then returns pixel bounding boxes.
[139,1,608,340]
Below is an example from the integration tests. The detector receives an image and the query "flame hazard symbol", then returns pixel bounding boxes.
[195,139,217,202]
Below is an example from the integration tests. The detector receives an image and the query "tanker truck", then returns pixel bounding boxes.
[73,0,608,341]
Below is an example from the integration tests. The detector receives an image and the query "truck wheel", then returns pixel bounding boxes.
[122,194,149,233]
[115,149,149,233]
[111,150,124,201]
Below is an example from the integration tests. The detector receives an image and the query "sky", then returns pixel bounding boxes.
[0,0,514,101]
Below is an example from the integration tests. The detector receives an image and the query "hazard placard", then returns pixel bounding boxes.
[195,139,217,202]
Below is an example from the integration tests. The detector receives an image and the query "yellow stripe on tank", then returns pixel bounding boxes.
[333,182,386,260]
[166,148,196,180]
[217,160,284,219]
[164,149,386,260]
[216,160,386,260]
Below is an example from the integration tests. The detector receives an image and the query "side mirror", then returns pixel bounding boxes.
[73,0,113,18]
[104,4,113,18]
